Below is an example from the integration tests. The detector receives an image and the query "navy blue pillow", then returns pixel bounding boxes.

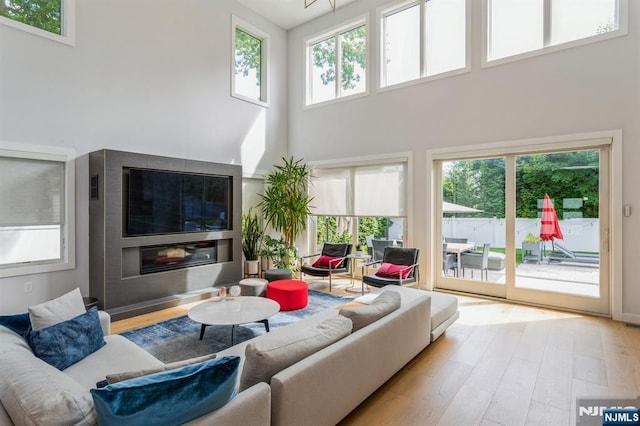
[90,356,240,426]
[0,313,32,339]
[30,306,105,370]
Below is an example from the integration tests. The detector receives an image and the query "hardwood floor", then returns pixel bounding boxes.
[111,279,640,426]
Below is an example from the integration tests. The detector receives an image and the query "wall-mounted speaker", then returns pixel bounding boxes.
[90,175,99,200]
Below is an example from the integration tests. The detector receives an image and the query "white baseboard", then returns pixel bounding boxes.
[622,312,640,326]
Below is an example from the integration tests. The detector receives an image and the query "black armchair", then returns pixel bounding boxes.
[361,247,419,294]
[300,243,352,292]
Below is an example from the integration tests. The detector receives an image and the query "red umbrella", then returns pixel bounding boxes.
[540,194,564,248]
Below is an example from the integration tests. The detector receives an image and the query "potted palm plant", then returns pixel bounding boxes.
[242,208,263,275]
[258,157,313,272]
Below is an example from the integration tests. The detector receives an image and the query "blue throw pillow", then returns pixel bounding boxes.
[0,312,32,339]
[30,306,105,370]
[90,356,240,426]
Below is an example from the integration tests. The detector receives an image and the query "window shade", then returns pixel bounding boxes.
[310,163,406,217]
[0,157,64,226]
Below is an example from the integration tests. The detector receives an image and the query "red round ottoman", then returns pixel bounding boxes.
[266,279,308,311]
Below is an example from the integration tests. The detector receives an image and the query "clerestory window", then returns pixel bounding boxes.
[305,17,368,107]
[232,16,269,107]
[485,0,628,65]
[0,0,75,45]
[380,0,468,89]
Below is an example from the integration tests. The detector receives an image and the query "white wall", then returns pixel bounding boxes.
[0,0,288,313]
[287,1,640,321]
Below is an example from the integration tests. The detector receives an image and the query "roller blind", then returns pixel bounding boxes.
[0,156,64,226]
[310,163,406,217]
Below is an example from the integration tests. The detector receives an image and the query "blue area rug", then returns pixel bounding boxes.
[120,290,352,363]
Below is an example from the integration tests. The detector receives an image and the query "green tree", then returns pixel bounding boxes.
[316,216,352,245]
[0,0,61,34]
[235,28,261,85]
[312,25,367,91]
[516,151,599,219]
[316,216,391,251]
[357,217,393,249]
[596,20,615,35]
[442,151,599,220]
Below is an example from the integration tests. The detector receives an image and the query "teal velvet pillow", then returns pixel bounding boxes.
[90,356,240,426]
[0,313,32,339]
[30,306,105,370]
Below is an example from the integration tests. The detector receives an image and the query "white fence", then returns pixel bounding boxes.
[442,218,599,253]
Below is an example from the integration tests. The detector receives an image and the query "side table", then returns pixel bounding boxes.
[83,297,99,311]
[345,253,372,294]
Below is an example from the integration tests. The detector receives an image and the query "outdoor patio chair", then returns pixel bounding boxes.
[461,243,491,280]
[300,243,352,292]
[445,237,469,243]
[442,243,457,277]
[371,239,402,262]
[365,235,374,257]
[361,247,419,293]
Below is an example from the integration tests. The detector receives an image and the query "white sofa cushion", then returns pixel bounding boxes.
[28,287,86,330]
[339,290,401,331]
[239,315,352,391]
[0,330,96,425]
[105,353,217,385]
[64,335,164,390]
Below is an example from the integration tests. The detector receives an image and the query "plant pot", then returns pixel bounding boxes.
[245,260,260,275]
[521,241,543,263]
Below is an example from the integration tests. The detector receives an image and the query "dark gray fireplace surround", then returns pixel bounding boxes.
[89,149,242,321]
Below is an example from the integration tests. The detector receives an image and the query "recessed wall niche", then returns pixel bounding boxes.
[89,149,242,320]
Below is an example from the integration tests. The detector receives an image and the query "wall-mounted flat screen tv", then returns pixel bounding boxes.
[124,168,231,236]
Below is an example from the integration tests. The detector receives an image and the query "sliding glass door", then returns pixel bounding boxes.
[435,142,610,315]
[509,149,609,313]
[438,157,507,298]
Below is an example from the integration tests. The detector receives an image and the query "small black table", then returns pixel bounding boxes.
[83,297,99,310]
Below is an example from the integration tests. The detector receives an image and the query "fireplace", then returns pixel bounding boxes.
[140,240,217,275]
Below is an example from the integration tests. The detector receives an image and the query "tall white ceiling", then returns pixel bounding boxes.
[236,0,358,30]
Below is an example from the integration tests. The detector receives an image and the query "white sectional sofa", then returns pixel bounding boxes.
[0,286,458,426]
[216,286,458,426]
[0,311,270,426]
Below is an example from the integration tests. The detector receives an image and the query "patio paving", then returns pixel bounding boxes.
[450,258,600,297]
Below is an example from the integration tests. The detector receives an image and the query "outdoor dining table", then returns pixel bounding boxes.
[445,242,476,277]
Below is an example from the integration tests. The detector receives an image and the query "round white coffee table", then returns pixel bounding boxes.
[188,296,280,345]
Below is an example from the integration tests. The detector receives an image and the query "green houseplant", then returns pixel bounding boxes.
[259,235,298,270]
[258,157,313,272]
[242,208,263,275]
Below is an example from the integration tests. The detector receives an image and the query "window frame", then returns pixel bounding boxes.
[231,15,269,108]
[482,0,629,68]
[377,0,471,93]
[0,142,76,278]
[304,14,370,108]
[0,0,76,46]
